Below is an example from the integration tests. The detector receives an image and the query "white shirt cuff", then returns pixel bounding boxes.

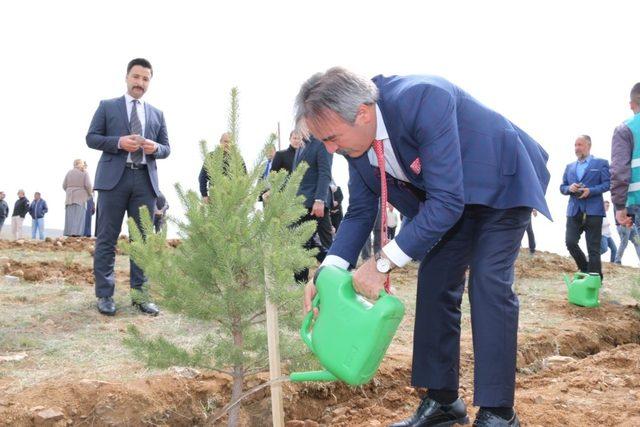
[321,255,350,270]
[382,240,412,268]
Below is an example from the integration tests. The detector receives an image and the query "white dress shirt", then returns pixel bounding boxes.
[322,104,413,270]
[123,93,147,164]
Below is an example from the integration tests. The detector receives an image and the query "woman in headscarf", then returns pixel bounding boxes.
[63,159,93,236]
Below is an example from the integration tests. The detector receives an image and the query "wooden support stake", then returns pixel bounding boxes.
[277,121,282,150]
[264,267,284,427]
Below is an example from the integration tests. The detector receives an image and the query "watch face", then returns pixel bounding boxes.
[377,257,391,273]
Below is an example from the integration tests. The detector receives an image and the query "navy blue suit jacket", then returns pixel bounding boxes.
[296,137,333,208]
[86,96,170,197]
[560,157,610,216]
[272,145,296,174]
[329,75,551,266]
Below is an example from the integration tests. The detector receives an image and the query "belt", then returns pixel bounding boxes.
[125,163,147,170]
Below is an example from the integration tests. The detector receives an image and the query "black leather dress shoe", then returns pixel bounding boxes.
[472,410,519,427]
[97,297,116,316]
[389,397,469,427]
[132,300,160,316]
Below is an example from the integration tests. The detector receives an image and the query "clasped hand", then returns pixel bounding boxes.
[119,135,157,154]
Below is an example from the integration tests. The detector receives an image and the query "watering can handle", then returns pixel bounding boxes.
[301,293,320,353]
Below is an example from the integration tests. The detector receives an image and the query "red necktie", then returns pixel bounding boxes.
[372,139,391,293]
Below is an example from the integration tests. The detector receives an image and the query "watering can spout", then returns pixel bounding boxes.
[290,370,338,382]
[563,274,571,289]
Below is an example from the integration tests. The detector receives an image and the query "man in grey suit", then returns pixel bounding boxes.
[86,58,170,316]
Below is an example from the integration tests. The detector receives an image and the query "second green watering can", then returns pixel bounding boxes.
[564,272,601,308]
[290,265,405,386]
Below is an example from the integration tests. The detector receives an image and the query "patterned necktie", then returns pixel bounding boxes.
[130,100,143,165]
[372,139,391,293]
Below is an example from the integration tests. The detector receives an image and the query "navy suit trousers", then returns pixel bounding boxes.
[411,204,531,407]
[94,167,156,297]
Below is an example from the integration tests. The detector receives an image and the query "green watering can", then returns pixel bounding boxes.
[564,272,601,308]
[290,265,405,386]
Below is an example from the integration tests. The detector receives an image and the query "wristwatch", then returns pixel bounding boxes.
[375,251,393,274]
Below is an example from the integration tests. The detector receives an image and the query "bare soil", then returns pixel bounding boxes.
[0,237,97,254]
[0,237,182,254]
[2,260,96,285]
[0,248,639,426]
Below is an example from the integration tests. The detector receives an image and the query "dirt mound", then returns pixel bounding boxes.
[281,302,640,426]
[517,301,640,370]
[2,260,95,285]
[515,249,635,279]
[0,237,96,253]
[517,343,640,426]
[0,237,183,255]
[0,360,418,426]
[0,372,230,426]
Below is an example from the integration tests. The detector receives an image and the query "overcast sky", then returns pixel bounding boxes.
[1,1,639,263]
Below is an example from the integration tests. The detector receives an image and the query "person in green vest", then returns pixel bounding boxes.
[611,83,640,228]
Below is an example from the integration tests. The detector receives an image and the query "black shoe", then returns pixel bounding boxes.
[389,397,468,427]
[97,297,116,316]
[472,410,519,427]
[132,300,160,316]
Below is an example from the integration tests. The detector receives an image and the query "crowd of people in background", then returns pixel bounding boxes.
[0,189,47,240]
[0,157,169,242]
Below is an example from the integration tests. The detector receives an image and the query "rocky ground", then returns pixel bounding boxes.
[0,241,639,426]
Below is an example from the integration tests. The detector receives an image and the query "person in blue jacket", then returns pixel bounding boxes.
[297,68,551,427]
[560,135,610,278]
[28,192,48,240]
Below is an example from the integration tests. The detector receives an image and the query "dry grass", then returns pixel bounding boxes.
[0,248,221,394]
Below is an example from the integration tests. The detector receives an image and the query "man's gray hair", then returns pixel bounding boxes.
[578,134,592,145]
[294,67,379,128]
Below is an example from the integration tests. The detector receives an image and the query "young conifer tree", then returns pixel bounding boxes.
[122,87,317,426]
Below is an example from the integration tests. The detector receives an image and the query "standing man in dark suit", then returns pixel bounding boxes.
[271,131,302,175]
[84,195,95,237]
[297,68,551,427]
[560,135,610,278]
[83,161,96,238]
[329,181,344,233]
[291,131,333,282]
[86,58,170,316]
[153,192,169,233]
